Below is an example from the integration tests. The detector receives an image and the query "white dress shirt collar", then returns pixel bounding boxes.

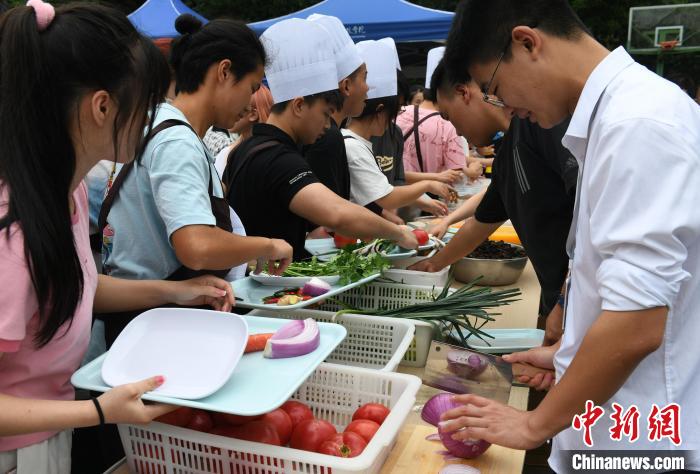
[563,47,635,153]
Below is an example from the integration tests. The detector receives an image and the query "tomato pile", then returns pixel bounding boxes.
[155,401,390,458]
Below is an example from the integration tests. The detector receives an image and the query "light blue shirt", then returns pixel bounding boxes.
[103,103,224,279]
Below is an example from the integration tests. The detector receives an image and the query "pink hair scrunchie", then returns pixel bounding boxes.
[26,0,55,32]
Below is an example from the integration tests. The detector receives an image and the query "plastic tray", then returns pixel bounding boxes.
[249,309,415,372]
[231,273,380,311]
[71,315,347,416]
[117,363,421,474]
[316,282,456,367]
[462,328,545,354]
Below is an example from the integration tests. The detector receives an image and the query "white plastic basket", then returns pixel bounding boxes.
[248,309,415,372]
[381,257,450,287]
[316,282,453,368]
[117,363,421,474]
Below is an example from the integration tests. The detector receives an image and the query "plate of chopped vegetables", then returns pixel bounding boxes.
[250,273,340,287]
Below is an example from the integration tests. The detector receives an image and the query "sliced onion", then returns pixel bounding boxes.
[438,464,481,474]
[425,433,441,441]
[438,424,491,459]
[447,351,488,379]
[302,277,331,297]
[421,393,460,426]
[264,318,320,359]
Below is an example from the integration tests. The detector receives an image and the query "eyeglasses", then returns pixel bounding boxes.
[482,37,512,108]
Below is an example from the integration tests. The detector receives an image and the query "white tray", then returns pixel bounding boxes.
[462,328,545,354]
[250,273,340,286]
[117,364,421,474]
[232,273,380,311]
[102,308,248,399]
[72,315,347,415]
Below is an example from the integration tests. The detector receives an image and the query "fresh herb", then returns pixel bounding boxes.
[283,248,390,285]
[336,276,521,347]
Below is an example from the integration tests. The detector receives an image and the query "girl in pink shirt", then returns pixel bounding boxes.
[0,3,234,473]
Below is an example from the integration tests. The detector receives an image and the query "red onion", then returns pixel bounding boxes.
[302,277,331,297]
[438,424,491,459]
[422,393,491,459]
[264,318,320,359]
[447,351,487,379]
[421,393,460,426]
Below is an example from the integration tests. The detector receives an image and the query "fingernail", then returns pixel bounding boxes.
[219,290,227,296]
[155,375,165,385]
[438,421,448,428]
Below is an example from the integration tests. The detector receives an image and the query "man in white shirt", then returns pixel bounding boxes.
[439,1,700,472]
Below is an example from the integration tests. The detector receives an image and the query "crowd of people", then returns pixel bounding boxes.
[0,0,698,473]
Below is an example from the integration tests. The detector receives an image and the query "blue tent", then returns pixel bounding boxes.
[128,0,208,39]
[248,0,454,42]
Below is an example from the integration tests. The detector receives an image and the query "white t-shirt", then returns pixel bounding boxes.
[342,129,394,207]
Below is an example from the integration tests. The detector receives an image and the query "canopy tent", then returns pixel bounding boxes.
[248,0,454,42]
[128,0,208,39]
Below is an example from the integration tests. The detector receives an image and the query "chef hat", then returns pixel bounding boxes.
[356,40,397,99]
[378,37,401,71]
[307,14,364,81]
[425,46,445,89]
[261,19,338,104]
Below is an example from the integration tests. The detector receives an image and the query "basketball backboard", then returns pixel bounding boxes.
[628,3,700,54]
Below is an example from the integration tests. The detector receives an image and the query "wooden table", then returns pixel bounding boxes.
[379,261,541,474]
[109,263,541,474]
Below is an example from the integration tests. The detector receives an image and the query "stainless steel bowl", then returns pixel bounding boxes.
[453,244,528,286]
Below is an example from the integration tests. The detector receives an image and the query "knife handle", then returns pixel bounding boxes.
[512,362,555,380]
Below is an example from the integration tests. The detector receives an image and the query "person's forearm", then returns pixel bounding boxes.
[431,218,501,268]
[529,307,668,438]
[172,227,274,271]
[376,182,430,209]
[405,171,440,184]
[0,394,98,436]
[332,206,404,242]
[440,188,487,226]
[94,275,178,313]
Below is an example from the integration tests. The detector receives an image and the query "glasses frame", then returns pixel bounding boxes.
[482,37,513,108]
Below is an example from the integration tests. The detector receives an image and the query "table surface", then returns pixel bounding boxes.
[109,262,541,474]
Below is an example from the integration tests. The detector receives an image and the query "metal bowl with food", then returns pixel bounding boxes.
[453,240,528,286]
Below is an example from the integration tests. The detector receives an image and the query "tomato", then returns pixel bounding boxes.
[345,419,380,443]
[211,412,262,427]
[333,234,357,249]
[186,409,213,432]
[155,407,193,427]
[352,403,390,425]
[235,420,282,446]
[209,425,240,437]
[412,229,429,246]
[261,408,293,445]
[318,432,367,458]
[290,419,337,452]
[280,401,314,427]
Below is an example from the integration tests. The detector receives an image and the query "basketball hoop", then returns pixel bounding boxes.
[660,40,679,50]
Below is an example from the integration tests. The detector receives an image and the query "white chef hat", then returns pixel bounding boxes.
[307,14,364,82]
[261,18,338,104]
[356,40,397,99]
[378,37,401,71]
[425,46,445,89]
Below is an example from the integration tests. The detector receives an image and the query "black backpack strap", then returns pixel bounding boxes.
[97,119,195,237]
[402,105,440,172]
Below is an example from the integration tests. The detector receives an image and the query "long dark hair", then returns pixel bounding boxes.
[0,3,169,347]
[170,14,266,94]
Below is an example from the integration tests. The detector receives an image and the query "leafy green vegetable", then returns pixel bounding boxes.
[283,248,390,285]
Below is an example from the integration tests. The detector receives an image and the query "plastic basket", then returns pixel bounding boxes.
[117,363,421,474]
[316,282,453,368]
[248,309,415,372]
[381,257,450,287]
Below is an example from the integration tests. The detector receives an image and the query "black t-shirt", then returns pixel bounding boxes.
[224,123,319,261]
[475,117,577,316]
[303,118,351,200]
[370,124,406,186]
